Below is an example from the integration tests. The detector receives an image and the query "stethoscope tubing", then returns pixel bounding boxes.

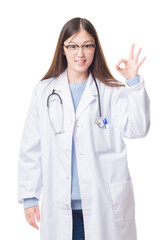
[92,75,102,117]
[47,74,104,134]
[47,89,65,134]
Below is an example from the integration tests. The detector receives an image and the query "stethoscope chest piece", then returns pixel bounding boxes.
[95,117,105,128]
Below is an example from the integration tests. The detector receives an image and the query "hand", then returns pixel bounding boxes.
[115,43,146,79]
[24,206,40,230]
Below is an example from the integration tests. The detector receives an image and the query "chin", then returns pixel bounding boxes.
[75,65,91,73]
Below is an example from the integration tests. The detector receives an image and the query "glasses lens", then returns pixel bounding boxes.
[68,45,78,54]
[83,44,96,53]
[67,44,96,54]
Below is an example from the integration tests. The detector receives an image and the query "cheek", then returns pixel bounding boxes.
[87,54,95,64]
[65,55,74,65]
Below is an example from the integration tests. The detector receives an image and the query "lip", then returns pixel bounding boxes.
[75,60,86,66]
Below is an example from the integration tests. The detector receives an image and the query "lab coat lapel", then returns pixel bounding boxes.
[53,70,75,122]
[53,69,99,123]
[75,72,98,122]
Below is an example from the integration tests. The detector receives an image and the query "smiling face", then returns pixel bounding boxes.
[63,28,95,77]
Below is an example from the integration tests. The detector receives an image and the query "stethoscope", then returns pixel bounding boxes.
[47,74,108,134]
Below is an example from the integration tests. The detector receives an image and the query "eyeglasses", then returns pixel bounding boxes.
[63,44,96,55]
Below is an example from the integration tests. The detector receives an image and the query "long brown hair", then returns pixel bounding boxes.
[41,17,125,87]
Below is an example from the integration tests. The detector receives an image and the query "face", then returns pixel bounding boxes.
[63,29,95,75]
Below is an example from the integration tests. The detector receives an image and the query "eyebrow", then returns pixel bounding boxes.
[68,40,94,44]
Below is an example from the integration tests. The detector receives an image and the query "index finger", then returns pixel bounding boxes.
[116,58,127,66]
[129,43,135,60]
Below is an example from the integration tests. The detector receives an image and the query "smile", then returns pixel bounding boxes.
[75,60,86,63]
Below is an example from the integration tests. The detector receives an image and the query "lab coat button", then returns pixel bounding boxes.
[65,204,69,209]
[83,179,88,184]
[66,176,70,180]
[66,148,70,151]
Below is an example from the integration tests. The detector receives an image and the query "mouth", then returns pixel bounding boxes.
[75,59,87,66]
[75,60,86,63]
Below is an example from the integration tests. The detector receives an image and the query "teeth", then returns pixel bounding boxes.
[77,60,85,62]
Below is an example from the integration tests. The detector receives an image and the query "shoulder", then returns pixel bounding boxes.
[34,77,55,91]
[98,79,126,99]
[32,77,55,100]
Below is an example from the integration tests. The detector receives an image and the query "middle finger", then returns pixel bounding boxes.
[129,43,135,60]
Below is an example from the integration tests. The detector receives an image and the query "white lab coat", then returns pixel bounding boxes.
[18,69,150,240]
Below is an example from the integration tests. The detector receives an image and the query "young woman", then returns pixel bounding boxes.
[18,17,150,240]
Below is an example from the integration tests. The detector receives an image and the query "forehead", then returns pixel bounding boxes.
[65,29,95,44]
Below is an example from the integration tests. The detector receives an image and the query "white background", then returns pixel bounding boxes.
[0,0,167,239]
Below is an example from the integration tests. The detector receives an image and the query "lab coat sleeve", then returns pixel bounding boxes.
[17,83,42,204]
[114,76,150,138]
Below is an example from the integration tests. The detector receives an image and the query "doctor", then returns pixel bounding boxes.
[18,17,150,240]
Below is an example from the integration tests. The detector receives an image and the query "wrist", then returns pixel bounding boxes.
[125,75,140,87]
[125,74,138,80]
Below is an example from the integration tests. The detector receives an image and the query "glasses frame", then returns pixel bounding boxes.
[63,43,96,54]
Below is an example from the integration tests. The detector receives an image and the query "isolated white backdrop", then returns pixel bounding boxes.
[0,0,167,239]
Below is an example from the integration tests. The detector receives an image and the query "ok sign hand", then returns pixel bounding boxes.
[115,44,146,80]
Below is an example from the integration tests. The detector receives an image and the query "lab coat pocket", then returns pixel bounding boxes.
[94,122,113,152]
[109,179,135,223]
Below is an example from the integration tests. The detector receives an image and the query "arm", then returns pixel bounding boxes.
[114,44,150,138]
[114,76,150,138]
[17,83,43,205]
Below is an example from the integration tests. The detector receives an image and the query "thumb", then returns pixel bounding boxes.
[115,64,121,71]
[116,58,127,69]
[35,206,40,222]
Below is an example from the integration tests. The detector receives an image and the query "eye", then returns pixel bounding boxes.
[84,44,92,49]
[68,45,78,49]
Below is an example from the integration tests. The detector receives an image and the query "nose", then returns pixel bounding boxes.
[77,46,85,57]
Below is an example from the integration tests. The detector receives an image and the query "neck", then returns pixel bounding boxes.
[67,68,89,83]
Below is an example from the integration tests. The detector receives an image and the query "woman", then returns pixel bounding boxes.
[18,17,150,240]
